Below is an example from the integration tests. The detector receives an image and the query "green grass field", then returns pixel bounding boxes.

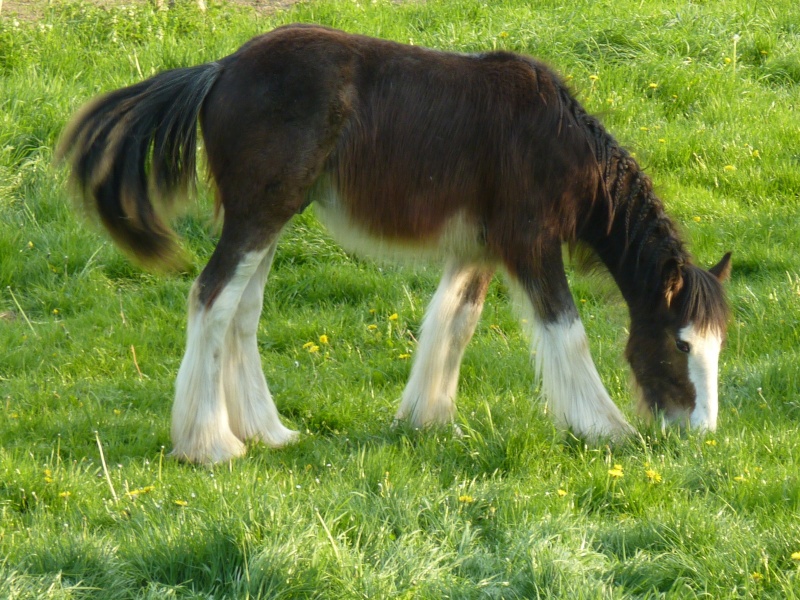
[1,0,799,597]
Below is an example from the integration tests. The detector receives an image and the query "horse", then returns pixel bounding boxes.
[57,24,732,464]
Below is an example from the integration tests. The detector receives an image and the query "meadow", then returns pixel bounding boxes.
[1,0,799,597]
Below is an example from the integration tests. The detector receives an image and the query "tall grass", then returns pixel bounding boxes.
[1,0,799,597]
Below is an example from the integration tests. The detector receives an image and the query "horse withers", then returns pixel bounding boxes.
[58,24,731,463]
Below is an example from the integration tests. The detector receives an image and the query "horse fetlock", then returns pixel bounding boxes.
[170,425,246,464]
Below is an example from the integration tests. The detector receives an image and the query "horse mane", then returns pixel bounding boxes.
[558,91,728,332]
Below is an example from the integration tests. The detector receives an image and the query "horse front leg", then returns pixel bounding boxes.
[395,260,494,429]
[507,241,633,440]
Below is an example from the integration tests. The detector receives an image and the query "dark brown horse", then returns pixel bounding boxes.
[58,24,731,463]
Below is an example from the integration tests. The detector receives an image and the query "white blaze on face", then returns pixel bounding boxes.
[679,323,723,432]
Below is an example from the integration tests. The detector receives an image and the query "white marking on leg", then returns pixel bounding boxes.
[395,262,489,428]
[679,323,722,432]
[528,315,633,440]
[171,250,268,463]
[223,244,299,448]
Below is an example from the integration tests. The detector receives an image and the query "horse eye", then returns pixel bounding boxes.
[676,339,691,354]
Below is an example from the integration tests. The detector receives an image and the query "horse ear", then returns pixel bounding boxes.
[664,260,684,308]
[709,251,732,282]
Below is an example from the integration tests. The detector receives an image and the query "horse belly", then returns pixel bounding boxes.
[310,178,488,263]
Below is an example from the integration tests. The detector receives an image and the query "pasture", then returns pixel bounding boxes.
[1,0,799,597]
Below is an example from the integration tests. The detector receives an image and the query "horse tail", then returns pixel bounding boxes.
[56,62,224,268]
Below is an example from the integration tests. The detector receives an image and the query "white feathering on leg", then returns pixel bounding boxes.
[170,250,268,463]
[395,263,488,428]
[223,244,298,447]
[529,315,633,440]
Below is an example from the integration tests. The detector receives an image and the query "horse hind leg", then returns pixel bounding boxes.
[395,261,494,429]
[170,234,273,463]
[222,239,298,448]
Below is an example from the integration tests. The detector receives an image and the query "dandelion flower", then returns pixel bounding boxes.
[640,126,649,131]
[398,353,411,359]
[751,572,764,582]
[557,489,568,497]
[645,469,662,483]
[126,486,155,497]
[174,499,188,507]
[59,491,71,499]
[723,165,736,172]
[705,439,717,446]
[307,345,319,354]
[693,216,702,223]
[589,74,599,81]
[458,494,474,504]
[791,551,800,561]
[733,475,747,482]
[388,313,398,321]
[319,334,329,345]
[499,31,508,38]
[648,82,659,89]
[608,465,624,478]
[367,324,378,331]
[724,57,732,64]
[752,149,760,158]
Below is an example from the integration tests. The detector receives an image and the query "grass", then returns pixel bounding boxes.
[1,0,799,597]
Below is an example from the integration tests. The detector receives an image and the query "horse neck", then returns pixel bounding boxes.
[577,148,689,313]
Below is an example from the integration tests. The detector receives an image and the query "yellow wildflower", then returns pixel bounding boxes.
[752,149,760,158]
[458,494,474,504]
[608,465,624,478]
[723,164,736,172]
[705,439,717,446]
[693,216,702,223]
[398,353,411,359]
[724,57,732,64]
[557,489,568,497]
[733,475,747,482]
[499,31,508,38]
[319,334,329,345]
[645,469,662,483]
[367,324,378,331]
[307,345,319,354]
[648,82,658,89]
[59,491,71,499]
[174,499,188,507]
[126,485,155,497]
[589,75,599,81]
[388,313,398,321]
[751,572,763,582]
[791,551,800,561]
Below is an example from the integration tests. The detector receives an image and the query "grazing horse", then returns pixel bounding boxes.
[58,24,731,464]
